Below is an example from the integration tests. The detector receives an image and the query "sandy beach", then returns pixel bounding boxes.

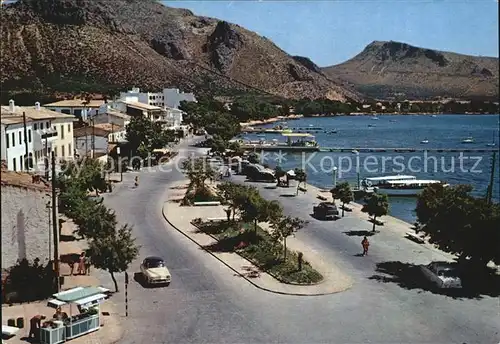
[240,114,303,127]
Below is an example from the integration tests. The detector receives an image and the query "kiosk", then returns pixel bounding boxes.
[40,286,110,344]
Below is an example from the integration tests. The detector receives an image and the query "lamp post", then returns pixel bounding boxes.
[117,147,123,182]
[332,166,337,189]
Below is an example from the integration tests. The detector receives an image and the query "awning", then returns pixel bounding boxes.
[47,299,67,308]
[74,293,107,307]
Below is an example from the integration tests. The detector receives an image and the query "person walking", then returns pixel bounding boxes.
[77,252,85,275]
[361,236,370,256]
[134,176,139,188]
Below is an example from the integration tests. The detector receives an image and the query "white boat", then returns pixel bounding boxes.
[371,116,379,120]
[486,142,496,147]
[461,136,474,144]
[431,115,437,118]
[362,175,416,188]
[374,179,447,196]
[420,139,429,144]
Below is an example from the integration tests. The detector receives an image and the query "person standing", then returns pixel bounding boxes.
[77,252,85,275]
[84,255,91,275]
[28,315,46,339]
[134,175,139,188]
[361,236,370,256]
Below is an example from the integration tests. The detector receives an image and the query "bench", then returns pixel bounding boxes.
[193,201,221,206]
[317,194,328,201]
[406,232,425,244]
[2,325,19,337]
[206,217,227,222]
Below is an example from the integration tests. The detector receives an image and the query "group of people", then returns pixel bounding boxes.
[28,307,70,339]
[68,252,91,276]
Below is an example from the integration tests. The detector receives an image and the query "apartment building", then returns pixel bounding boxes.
[119,87,196,109]
[1,100,77,171]
[43,99,104,118]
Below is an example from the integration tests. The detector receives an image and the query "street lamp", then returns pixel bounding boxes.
[332,166,338,188]
[117,147,123,182]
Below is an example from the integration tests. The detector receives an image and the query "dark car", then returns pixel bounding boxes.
[313,202,340,220]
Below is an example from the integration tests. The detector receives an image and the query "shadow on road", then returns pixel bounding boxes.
[309,213,339,221]
[60,234,76,242]
[60,253,80,264]
[133,272,168,289]
[343,230,375,237]
[369,261,500,299]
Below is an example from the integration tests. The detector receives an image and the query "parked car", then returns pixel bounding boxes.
[420,262,462,289]
[140,256,171,286]
[313,202,340,220]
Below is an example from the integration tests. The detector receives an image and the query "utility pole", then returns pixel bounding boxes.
[45,136,49,180]
[51,151,60,292]
[92,116,95,158]
[125,272,129,317]
[22,112,29,171]
[486,151,497,205]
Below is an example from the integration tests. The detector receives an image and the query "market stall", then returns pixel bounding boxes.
[40,286,110,344]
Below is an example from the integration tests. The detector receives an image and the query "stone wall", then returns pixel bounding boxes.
[1,185,55,269]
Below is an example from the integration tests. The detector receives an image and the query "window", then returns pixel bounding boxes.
[46,122,50,129]
[28,129,32,143]
[68,124,71,132]
[20,156,23,171]
[34,123,38,130]
[68,143,72,156]
[61,125,64,139]
[61,145,65,157]
[5,133,9,148]
[11,133,15,147]
[61,109,71,114]
[13,158,16,171]
[54,146,58,157]
[74,109,82,117]
[19,132,22,144]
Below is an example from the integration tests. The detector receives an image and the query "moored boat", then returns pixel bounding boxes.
[461,136,474,144]
[420,139,429,144]
[374,179,447,196]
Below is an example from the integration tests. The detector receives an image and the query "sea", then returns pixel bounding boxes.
[240,114,500,224]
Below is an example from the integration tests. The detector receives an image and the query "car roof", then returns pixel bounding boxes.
[144,256,164,262]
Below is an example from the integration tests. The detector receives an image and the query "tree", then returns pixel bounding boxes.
[126,116,173,158]
[416,184,500,269]
[270,216,306,261]
[209,136,227,156]
[239,187,267,236]
[330,182,354,217]
[362,193,389,232]
[247,152,259,164]
[294,168,307,195]
[217,182,247,221]
[87,224,140,292]
[182,156,215,192]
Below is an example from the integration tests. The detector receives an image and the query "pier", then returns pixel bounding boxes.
[320,148,499,153]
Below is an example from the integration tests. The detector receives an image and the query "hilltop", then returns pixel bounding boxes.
[322,41,499,100]
[0,0,360,103]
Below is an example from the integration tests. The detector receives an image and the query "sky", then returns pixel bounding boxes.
[162,0,499,67]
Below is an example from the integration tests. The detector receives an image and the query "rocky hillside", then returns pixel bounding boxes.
[1,0,360,103]
[322,41,499,100]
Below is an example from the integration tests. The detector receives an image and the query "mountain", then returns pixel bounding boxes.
[322,41,499,100]
[0,0,360,103]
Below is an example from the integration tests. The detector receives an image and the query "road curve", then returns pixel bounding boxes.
[99,138,499,344]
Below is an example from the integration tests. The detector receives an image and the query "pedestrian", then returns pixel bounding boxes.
[28,315,46,339]
[84,255,91,275]
[68,260,75,276]
[134,176,139,188]
[361,236,370,256]
[77,252,85,275]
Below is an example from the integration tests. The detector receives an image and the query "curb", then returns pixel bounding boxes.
[190,221,325,287]
[162,202,349,297]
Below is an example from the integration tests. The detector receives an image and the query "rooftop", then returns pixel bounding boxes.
[44,99,105,108]
[104,109,131,119]
[93,123,124,132]
[73,126,110,138]
[122,101,162,111]
[0,167,51,191]
[1,105,77,122]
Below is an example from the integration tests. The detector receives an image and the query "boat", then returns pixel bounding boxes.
[362,175,417,188]
[431,115,437,118]
[420,139,429,144]
[374,179,448,196]
[371,115,379,120]
[329,130,338,134]
[351,149,359,154]
[461,136,474,144]
[368,124,376,127]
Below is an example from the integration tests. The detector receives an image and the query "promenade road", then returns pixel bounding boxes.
[99,138,499,344]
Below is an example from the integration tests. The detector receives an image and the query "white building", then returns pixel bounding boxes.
[1,100,77,171]
[119,87,196,110]
[43,99,104,118]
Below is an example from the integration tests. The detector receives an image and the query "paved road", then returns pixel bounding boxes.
[101,139,499,344]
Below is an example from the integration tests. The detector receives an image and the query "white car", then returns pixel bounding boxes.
[140,256,171,286]
[420,262,462,289]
